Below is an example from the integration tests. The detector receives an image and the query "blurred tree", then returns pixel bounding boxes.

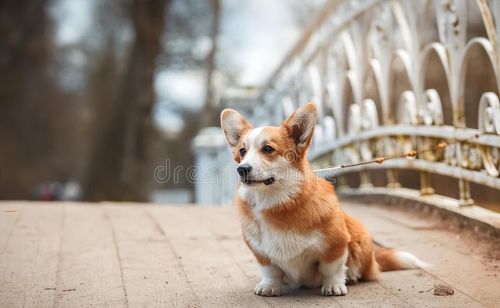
[84,0,170,201]
[201,0,221,127]
[151,0,223,195]
[80,0,130,201]
[160,0,213,70]
[0,0,82,198]
[0,0,267,201]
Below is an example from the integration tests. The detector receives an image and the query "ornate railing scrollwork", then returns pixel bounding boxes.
[231,0,500,209]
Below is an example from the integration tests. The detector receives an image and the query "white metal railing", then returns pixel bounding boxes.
[221,0,500,207]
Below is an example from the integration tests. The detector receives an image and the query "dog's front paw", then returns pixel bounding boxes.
[254,280,281,297]
[321,283,347,296]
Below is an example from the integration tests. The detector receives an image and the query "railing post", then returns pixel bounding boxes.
[419,171,434,196]
[457,141,474,206]
[336,176,349,192]
[458,178,474,206]
[386,169,401,189]
[359,171,373,188]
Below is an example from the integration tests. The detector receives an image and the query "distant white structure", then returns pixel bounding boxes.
[192,127,237,205]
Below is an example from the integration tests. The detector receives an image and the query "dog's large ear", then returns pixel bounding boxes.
[220,109,252,147]
[282,102,317,152]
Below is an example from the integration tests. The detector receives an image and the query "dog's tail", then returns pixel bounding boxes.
[375,247,429,272]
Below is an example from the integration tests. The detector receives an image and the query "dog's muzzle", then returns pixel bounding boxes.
[237,163,275,185]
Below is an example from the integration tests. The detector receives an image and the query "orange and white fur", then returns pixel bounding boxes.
[220,103,426,297]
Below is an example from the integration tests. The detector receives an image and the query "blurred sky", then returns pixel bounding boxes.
[50,0,326,134]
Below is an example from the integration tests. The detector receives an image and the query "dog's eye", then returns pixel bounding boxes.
[239,148,247,157]
[262,145,274,154]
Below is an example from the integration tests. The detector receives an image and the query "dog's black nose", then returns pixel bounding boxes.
[237,164,252,177]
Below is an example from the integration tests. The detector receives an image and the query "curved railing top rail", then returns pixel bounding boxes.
[260,0,383,96]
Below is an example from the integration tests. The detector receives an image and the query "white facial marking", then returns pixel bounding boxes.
[240,127,265,170]
[238,127,303,209]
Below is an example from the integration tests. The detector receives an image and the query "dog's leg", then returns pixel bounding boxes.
[319,249,348,296]
[254,264,283,297]
[346,265,359,285]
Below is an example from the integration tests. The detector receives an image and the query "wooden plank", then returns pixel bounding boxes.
[343,201,496,307]
[104,204,200,307]
[0,202,24,258]
[0,201,497,307]
[53,204,127,307]
[0,203,63,308]
[148,206,271,308]
[377,270,483,308]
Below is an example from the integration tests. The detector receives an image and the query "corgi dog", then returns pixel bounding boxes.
[220,102,426,297]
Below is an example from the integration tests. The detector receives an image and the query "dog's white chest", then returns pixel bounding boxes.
[245,218,324,285]
[263,224,322,260]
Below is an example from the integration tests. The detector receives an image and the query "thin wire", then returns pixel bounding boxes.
[313,132,482,175]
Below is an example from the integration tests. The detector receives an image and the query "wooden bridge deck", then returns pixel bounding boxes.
[1,201,499,308]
